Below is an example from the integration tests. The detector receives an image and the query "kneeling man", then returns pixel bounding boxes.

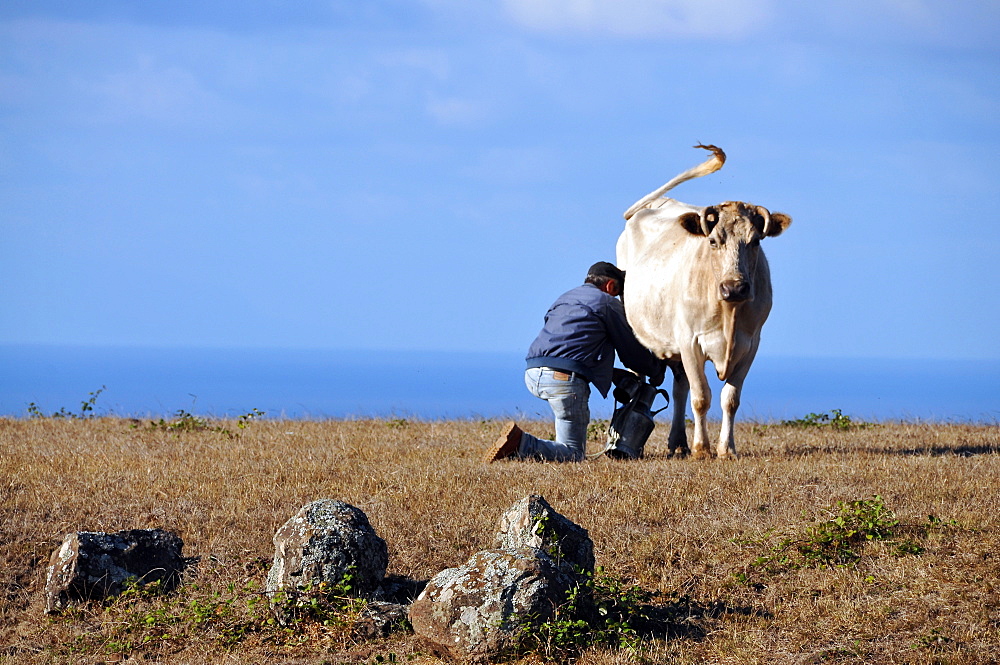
[487,262,665,462]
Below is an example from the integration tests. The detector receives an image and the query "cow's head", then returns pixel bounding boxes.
[677,202,792,303]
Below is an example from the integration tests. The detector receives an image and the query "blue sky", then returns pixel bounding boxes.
[2,1,999,360]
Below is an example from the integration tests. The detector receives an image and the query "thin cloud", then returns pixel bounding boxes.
[796,1,1000,51]
[501,0,775,38]
[459,145,563,185]
[91,58,219,126]
[494,0,1000,49]
[378,48,452,82]
[425,95,490,126]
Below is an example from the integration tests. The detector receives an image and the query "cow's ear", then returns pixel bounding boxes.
[764,212,792,238]
[754,206,792,237]
[678,212,704,236]
[679,208,715,236]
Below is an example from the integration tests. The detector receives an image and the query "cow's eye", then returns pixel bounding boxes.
[709,238,719,248]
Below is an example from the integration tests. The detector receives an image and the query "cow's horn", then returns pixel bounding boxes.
[755,205,773,235]
[623,144,726,221]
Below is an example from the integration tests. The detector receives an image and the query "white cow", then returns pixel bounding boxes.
[617,145,792,458]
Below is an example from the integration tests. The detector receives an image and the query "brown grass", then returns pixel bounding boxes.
[2,416,999,664]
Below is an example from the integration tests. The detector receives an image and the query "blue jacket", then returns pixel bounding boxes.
[525,283,664,397]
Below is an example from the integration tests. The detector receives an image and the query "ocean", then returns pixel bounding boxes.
[1,345,997,424]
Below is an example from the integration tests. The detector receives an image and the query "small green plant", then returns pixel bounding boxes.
[27,385,107,419]
[744,496,915,574]
[781,409,873,430]
[148,408,264,437]
[795,495,898,566]
[924,514,961,532]
[272,572,363,626]
[150,409,211,432]
[359,653,421,664]
[587,419,609,441]
[893,539,924,556]
[530,512,563,562]
[51,578,267,657]
[890,514,962,557]
[912,628,952,651]
[49,568,381,660]
[237,408,265,429]
[517,567,655,661]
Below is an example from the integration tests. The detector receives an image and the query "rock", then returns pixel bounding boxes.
[408,547,574,662]
[44,529,185,613]
[352,600,410,640]
[496,494,595,576]
[265,499,388,607]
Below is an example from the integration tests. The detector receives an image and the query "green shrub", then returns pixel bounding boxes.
[49,571,381,659]
[517,567,659,661]
[781,409,874,430]
[742,495,915,574]
[147,408,264,437]
[27,386,106,419]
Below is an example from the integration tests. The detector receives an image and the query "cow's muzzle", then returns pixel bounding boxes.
[720,280,751,302]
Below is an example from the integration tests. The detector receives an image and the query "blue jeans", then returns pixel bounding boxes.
[519,367,591,462]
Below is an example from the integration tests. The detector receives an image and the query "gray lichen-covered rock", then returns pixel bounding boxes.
[265,499,388,603]
[408,547,574,662]
[44,529,185,613]
[496,494,595,576]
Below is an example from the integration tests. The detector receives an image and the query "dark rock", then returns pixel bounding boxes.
[265,499,388,607]
[496,494,595,576]
[408,547,574,662]
[352,600,410,640]
[44,529,185,613]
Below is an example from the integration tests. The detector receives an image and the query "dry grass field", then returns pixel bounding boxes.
[2,415,999,664]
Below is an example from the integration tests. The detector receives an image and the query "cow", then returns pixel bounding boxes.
[616,144,791,459]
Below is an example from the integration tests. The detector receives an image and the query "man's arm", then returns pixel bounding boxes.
[603,298,666,384]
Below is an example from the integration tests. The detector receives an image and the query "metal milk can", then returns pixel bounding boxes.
[604,373,669,460]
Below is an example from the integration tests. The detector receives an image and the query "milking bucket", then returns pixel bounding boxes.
[604,376,669,460]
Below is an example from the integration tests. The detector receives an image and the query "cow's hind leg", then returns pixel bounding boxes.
[666,362,690,457]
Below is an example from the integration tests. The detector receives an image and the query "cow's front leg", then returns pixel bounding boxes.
[718,381,742,459]
[682,354,712,459]
[717,355,753,458]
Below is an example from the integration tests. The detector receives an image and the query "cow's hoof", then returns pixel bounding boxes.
[717,451,739,461]
[691,449,711,460]
[667,447,690,459]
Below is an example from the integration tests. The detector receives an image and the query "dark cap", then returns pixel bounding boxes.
[587,261,625,283]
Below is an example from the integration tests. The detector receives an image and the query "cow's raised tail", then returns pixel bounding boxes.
[623,144,726,221]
